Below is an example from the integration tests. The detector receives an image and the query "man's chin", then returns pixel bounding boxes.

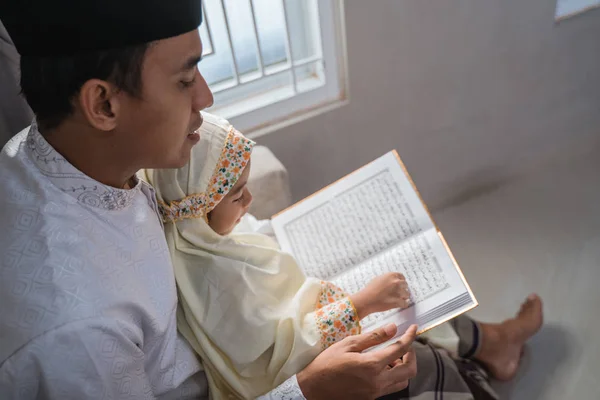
[172,155,192,169]
[152,152,191,170]
[146,138,198,169]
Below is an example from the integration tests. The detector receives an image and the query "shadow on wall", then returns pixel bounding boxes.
[430,167,519,212]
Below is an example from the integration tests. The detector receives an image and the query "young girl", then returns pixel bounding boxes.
[145,112,412,399]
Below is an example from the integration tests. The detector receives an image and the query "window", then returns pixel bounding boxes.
[198,0,348,137]
[555,0,600,20]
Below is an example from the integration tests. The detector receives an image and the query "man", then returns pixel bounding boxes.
[0,1,418,398]
[0,1,543,399]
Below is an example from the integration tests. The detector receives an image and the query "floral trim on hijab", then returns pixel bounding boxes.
[315,281,361,349]
[157,192,205,223]
[158,128,255,223]
[205,129,254,211]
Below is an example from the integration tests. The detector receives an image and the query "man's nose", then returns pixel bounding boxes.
[192,71,214,112]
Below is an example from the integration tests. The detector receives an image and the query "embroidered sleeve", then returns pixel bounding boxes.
[256,375,306,400]
[314,281,361,349]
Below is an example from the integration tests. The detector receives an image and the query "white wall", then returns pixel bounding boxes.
[258,0,600,210]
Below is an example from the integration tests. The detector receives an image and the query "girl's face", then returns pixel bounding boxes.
[208,160,253,235]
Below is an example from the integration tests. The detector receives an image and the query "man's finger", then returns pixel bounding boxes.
[401,344,416,364]
[387,358,402,368]
[386,343,416,368]
[344,323,398,352]
[374,325,417,366]
[380,346,417,389]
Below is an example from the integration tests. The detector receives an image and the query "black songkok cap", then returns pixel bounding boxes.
[0,0,202,57]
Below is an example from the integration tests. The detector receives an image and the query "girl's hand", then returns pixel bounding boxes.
[350,273,411,319]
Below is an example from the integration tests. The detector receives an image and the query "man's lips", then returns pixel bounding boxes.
[188,115,204,137]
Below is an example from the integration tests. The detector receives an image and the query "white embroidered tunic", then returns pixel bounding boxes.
[0,123,305,400]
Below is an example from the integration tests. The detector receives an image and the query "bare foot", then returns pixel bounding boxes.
[475,294,543,381]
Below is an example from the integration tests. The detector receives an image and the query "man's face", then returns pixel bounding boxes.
[117,30,213,169]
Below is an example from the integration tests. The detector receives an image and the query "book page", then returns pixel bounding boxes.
[273,153,434,279]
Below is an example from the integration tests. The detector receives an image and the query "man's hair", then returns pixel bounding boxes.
[20,43,150,131]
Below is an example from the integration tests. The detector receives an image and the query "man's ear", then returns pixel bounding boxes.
[78,79,121,131]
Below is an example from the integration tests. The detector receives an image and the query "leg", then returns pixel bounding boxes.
[471,294,543,381]
[449,294,544,381]
[450,313,482,359]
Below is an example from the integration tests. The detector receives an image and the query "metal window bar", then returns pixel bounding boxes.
[211,66,290,94]
[210,57,324,96]
[210,54,322,94]
[219,0,241,85]
[248,0,265,77]
[201,1,215,56]
[262,54,322,77]
[280,0,298,93]
[293,54,323,69]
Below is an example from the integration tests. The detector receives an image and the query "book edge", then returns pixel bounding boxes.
[271,154,387,219]
[416,301,478,336]
[391,150,479,309]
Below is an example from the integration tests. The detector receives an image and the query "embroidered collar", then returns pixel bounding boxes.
[25,122,142,211]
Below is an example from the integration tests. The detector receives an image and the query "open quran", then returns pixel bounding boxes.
[271,151,477,344]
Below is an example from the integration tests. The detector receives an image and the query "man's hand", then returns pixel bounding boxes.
[297,324,418,400]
